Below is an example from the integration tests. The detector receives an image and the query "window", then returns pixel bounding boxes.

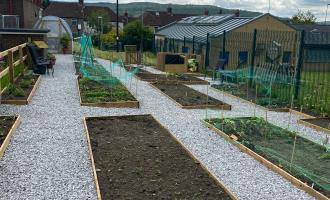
[282,51,292,63]
[238,51,248,66]
[182,46,189,53]
[71,18,78,26]
[219,51,229,65]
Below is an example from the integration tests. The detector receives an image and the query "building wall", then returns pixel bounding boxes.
[209,14,297,69]
[0,0,40,28]
[22,0,41,28]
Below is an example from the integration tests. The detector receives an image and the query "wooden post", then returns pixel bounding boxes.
[294,30,305,99]
[249,29,257,86]
[8,50,14,84]
[19,46,24,76]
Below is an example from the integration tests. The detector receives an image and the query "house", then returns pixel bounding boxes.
[141,7,192,32]
[43,0,85,37]
[0,0,42,28]
[155,13,298,70]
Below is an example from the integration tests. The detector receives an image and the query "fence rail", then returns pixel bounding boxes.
[0,43,28,93]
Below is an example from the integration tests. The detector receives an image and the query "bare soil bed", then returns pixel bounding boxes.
[85,115,233,199]
[300,118,330,133]
[0,116,16,147]
[125,66,208,84]
[152,82,231,109]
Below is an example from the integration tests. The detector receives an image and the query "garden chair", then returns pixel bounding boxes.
[27,43,54,76]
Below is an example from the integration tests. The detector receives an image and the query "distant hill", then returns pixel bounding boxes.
[85,2,262,18]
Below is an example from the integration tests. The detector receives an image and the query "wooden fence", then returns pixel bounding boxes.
[0,43,28,93]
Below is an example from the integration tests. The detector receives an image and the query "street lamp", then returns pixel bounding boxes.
[98,16,103,50]
[116,0,119,52]
[325,4,330,25]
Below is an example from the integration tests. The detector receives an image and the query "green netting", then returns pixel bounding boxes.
[208,117,330,195]
[76,34,140,87]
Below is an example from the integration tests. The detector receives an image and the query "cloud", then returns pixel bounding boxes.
[61,0,328,20]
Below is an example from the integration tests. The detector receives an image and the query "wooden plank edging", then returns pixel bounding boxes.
[209,87,316,119]
[149,83,231,110]
[76,77,139,108]
[0,115,21,159]
[83,115,238,200]
[202,119,330,200]
[83,117,102,200]
[298,118,330,135]
[1,75,41,105]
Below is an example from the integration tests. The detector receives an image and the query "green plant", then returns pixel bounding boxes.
[20,79,32,89]
[60,35,70,49]
[6,84,25,97]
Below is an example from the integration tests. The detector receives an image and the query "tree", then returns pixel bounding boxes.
[123,21,154,51]
[291,10,316,24]
[87,10,111,34]
[101,29,123,44]
[42,0,50,8]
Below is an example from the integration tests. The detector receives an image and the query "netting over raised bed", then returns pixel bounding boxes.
[76,34,140,87]
[206,117,330,197]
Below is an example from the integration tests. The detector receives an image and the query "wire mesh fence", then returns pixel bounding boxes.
[156,30,330,117]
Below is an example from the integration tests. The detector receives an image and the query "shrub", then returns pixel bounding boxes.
[60,35,70,49]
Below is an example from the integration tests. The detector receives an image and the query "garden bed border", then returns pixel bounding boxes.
[150,83,231,110]
[202,119,329,200]
[136,75,209,85]
[1,75,41,105]
[76,77,140,108]
[298,118,330,135]
[83,115,238,200]
[0,115,21,159]
[210,86,315,119]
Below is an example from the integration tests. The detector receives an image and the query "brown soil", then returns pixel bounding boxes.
[125,66,208,85]
[0,116,16,147]
[86,115,232,200]
[301,118,330,131]
[152,82,231,109]
[1,74,39,101]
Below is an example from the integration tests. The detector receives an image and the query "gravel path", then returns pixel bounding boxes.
[0,55,324,199]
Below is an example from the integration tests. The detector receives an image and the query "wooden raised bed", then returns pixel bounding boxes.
[1,75,41,105]
[0,115,21,159]
[125,66,209,85]
[77,77,139,108]
[84,115,237,200]
[298,118,330,135]
[203,118,330,200]
[151,82,231,110]
[210,86,315,118]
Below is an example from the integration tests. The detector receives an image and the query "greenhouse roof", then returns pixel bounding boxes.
[156,14,267,43]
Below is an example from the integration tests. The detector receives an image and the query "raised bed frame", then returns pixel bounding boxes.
[83,115,238,200]
[210,86,315,119]
[0,115,21,159]
[0,75,41,105]
[150,83,231,110]
[202,119,329,200]
[76,77,139,108]
[298,118,330,135]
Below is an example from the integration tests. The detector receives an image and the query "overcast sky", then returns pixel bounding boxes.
[60,0,329,21]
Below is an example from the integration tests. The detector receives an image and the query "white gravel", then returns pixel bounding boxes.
[0,55,324,199]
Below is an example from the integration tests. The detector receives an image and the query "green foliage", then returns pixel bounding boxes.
[123,21,153,51]
[87,10,111,34]
[60,35,70,49]
[101,29,122,44]
[291,10,316,24]
[42,0,50,8]
[19,79,32,89]
[6,84,25,97]
[319,152,330,160]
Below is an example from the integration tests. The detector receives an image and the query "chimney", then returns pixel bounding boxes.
[235,9,240,17]
[167,7,172,14]
[79,0,84,6]
[218,9,223,15]
[204,9,209,16]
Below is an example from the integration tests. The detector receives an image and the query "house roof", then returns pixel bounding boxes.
[84,6,117,22]
[142,11,191,27]
[43,2,84,19]
[156,14,256,43]
[291,24,330,33]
